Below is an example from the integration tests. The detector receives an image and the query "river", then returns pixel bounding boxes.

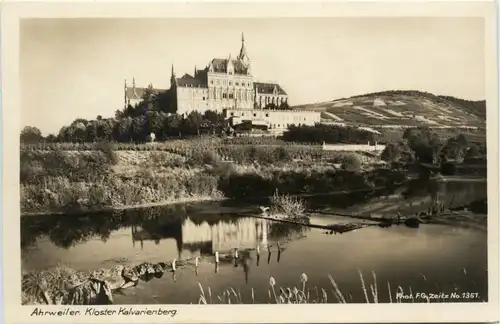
[21,178,488,304]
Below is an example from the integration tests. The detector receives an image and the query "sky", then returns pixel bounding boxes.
[21,17,485,135]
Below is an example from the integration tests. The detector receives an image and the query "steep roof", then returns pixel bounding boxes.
[237,33,249,60]
[254,82,287,95]
[175,73,208,87]
[125,87,167,100]
[209,58,248,75]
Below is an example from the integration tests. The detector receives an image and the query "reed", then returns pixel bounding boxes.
[196,271,467,304]
[269,189,307,221]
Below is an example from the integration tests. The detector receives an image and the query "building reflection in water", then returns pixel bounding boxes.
[130,217,270,260]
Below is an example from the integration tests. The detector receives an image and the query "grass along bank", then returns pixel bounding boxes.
[197,270,483,304]
[20,143,405,215]
[22,257,482,305]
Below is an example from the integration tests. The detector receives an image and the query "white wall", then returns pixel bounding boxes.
[322,143,386,152]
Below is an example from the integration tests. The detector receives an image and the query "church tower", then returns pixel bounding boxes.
[237,33,251,73]
[170,64,176,89]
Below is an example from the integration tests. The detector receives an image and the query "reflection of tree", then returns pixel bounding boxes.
[188,212,242,226]
[268,222,309,241]
[21,205,250,251]
[308,188,397,210]
[400,176,487,210]
[401,177,438,200]
[45,212,123,248]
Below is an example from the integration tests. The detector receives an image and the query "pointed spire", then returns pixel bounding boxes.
[238,32,249,63]
[132,77,136,88]
[194,65,197,76]
[124,79,128,107]
[170,64,176,88]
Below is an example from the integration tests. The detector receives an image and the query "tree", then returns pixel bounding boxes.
[69,122,88,143]
[402,127,442,164]
[117,117,133,142]
[465,143,480,158]
[381,143,401,163]
[282,124,375,144]
[145,111,167,137]
[86,121,98,141]
[203,110,224,127]
[439,134,469,162]
[182,111,203,136]
[279,101,291,110]
[45,134,57,143]
[114,110,124,120]
[96,119,114,141]
[20,126,43,143]
[131,116,146,141]
[164,114,182,137]
[341,154,362,172]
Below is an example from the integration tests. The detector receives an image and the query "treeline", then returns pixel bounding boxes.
[380,126,487,165]
[21,110,228,144]
[22,111,377,146]
[282,124,376,144]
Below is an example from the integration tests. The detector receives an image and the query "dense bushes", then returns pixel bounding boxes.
[21,170,223,214]
[381,127,486,166]
[22,141,351,164]
[20,150,113,184]
[217,168,393,200]
[282,124,376,144]
[20,138,403,214]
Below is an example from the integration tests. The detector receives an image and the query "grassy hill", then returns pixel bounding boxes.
[293,90,486,130]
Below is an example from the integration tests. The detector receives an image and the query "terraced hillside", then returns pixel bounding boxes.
[293,90,486,130]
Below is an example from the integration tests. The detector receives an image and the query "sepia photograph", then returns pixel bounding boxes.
[2,1,499,323]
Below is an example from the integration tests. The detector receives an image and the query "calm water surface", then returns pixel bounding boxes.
[21,179,488,304]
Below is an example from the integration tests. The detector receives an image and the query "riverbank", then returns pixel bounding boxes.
[20,148,403,215]
[22,246,485,305]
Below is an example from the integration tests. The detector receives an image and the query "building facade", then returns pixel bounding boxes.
[124,34,290,116]
[225,108,321,133]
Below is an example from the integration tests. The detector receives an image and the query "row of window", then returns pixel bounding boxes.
[189,95,253,101]
[212,89,252,100]
[230,112,270,117]
[229,112,309,122]
[269,123,307,129]
[210,79,252,87]
[259,96,287,103]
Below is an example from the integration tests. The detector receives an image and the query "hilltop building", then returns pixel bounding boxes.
[124,34,290,114]
[124,34,320,132]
